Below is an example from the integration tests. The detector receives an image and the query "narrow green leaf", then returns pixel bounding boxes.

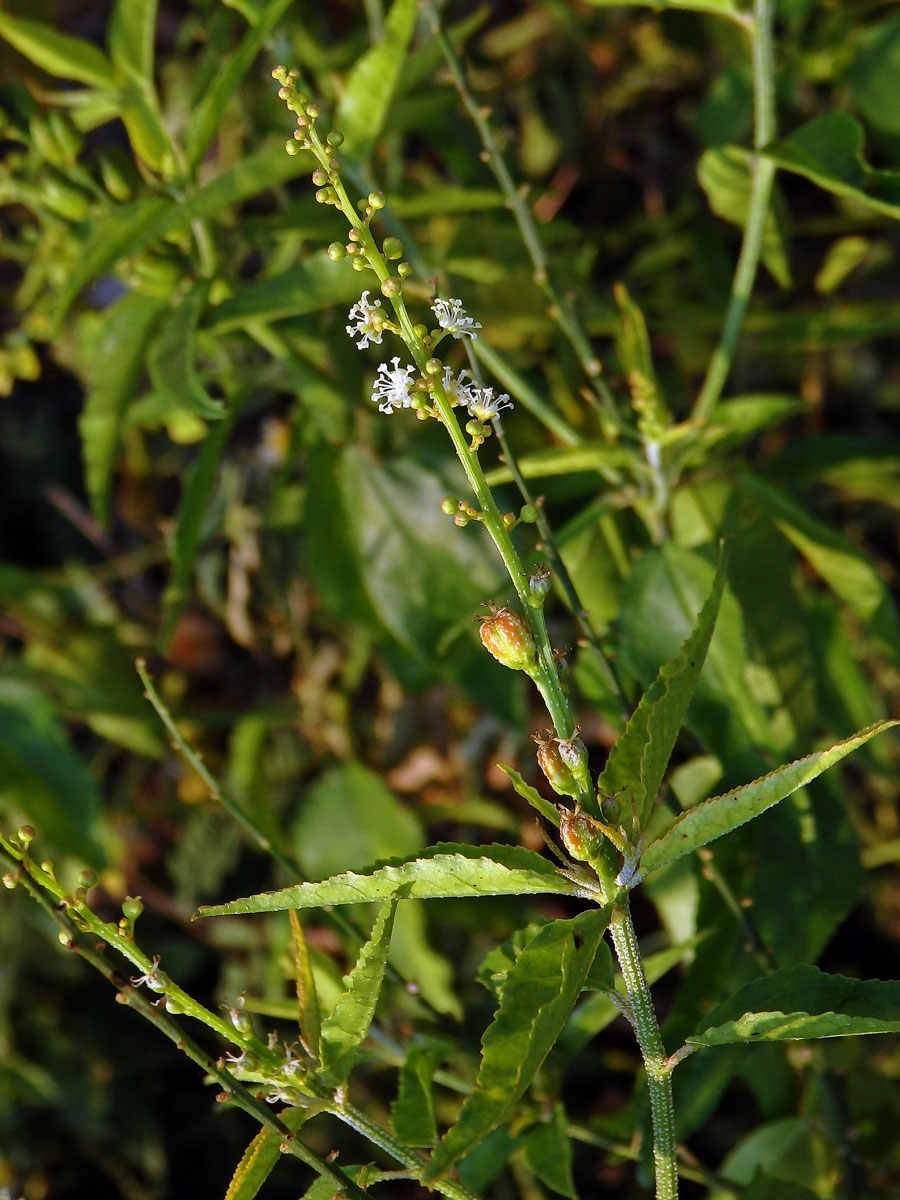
[484,443,632,486]
[0,679,105,868]
[522,1103,577,1199]
[424,907,609,1184]
[77,291,168,525]
[224,1107,312,1200]
[690,965,900,1047]
[206,255,362,331]
[119,76,172,172]
[318,900,397,1086]
[108,0,157,84]
[597,548,727,831]
[0,13,116,89]
[641,720,898,877]
[498,764,560,827]
[583,0,741,18]
[740,472,900,665]
[54,142,312,325]
[289,910,322,1064]
[184,0,293,173]
[161,409,234,648]
[336,0,418,153]
[392,1044,439,1148]
[148,283,225,420]
[763,112,900,223]
[697,395,807,453]
[698,146,791,286]
[197,844,583,917]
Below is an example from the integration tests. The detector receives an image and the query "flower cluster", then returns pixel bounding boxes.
[431,297,481,340]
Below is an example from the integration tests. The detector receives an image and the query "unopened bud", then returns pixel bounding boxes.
[557,733,588,780]
[558,808,618,884]
[327,242,346,261]
[533,731,578,798]
[441,496,458,515]
[519,504,538,524]
[381,277,402,298]
[478,606,536,671]
[369,191,386,210]
[122,896,144,922]
[17,825,35,847]
[526,566,551,608]
[383,236,402,259]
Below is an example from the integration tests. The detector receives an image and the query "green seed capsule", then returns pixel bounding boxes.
[533,732,578,798]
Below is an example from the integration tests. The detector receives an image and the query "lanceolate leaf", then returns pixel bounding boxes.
[690,965,900,1047]
[318,900,397,1086]
[498,764,560,827]
[392,1044,439,1148]
[583,0,742,19]
[424,907,610,1184]
[597,548,727,831]
[336,0,418,153]
[289,910,322,1064]
[197,844,585,917]
[224,1107,312,1200]
[641,720,898,877]
[0,13,116,89]
[148,283,225,420]
[108,0,157,85]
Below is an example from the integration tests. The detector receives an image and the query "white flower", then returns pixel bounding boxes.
[346,290,385,350]
[465,385,513,421]
[431,297,481,340]
[440,366,472,407]
[371,357,416,413]
[131,955,165,992]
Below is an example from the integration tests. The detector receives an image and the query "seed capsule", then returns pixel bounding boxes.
[532,731,578,798]
[478,605,536,671]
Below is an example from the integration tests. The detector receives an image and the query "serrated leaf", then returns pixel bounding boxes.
[224,1107,311,1200]
[184,0,294,173]
[392,1044,439,1148]
[424,907,610,1184]
[318,900,396,1086]
[597,548,727,831]
[148,283,225,420]
[641,720,898,877]
[0,13,116,89]
[698,146,791,286]
[763,112,900,223]
[197,843,583,917]
[77,291,168,525]
[522,1103,577,1199]
[289,910,322,1064]
[498,764,560,827]
[336,0,418,153]
[690,965,900,1047]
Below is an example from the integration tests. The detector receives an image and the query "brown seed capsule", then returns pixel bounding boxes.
[532,730,578,798]
[478,605,536,671]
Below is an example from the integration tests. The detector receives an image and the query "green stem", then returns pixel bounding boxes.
[691,0,776,425]
[608,901,678,1200]
[423,0,623,431]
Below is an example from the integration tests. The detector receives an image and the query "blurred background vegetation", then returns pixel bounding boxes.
[1,0,900,1197]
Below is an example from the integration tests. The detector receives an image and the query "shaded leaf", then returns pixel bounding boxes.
[76,291,168,525]
[698,146,791,286]
[392,1044,439,1148]
[641,720,898,877]
[522,1103,577,1199]
[597,548,727,831]
[198,843,584,917]
[847,15,900,137]
[763,112,900,223]
[424,908,610,1183]
[206,254,362,330]
[318,900,397,1086]
[0,13,116,89]
[583,0,741,17]
[336,0,418,153]
[148,283,225,419]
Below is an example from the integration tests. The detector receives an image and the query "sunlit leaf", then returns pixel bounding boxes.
[690,965,900,1046]
[0,13,116,89]
[641,720,898,877]
[224,1108,312,1200]
[197,843,584,917]
[336,0,418,153]
[289,911,322,1064]
[425,907,609,1183]
[698,146,791,287]
[522,1103,577,1199]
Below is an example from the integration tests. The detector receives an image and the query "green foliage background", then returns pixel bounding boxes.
[1,1,899,1197]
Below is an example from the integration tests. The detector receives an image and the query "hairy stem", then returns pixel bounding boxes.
[691,0,776,424]
[609,901,678,1200]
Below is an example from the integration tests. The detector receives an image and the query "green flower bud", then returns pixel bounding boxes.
[441,496,458,515]
[351,256,368,272]
[78,869,97,890]
[122,896,144,922]
[381,277,402,298]
[425,358,443,376]
[369,191,386,210]
[478,605,536,671]
[312,168,328,186]
[412,324,428,340]
[17,825,35,847]
[327,242,347,261]
[398,261,412,277]
[519,503,538,524]
[327,130,344,147]
[383,236,403,259]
